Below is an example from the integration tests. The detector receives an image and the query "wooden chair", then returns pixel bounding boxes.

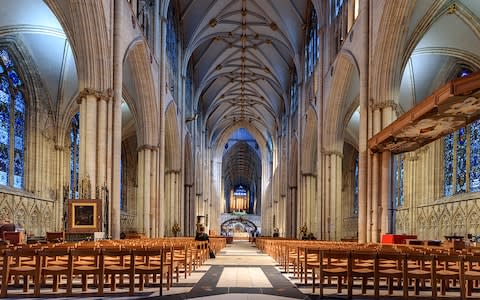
[172,243,191,281]
[1,247,41,297]
[403,252,434,299]
[350,250,378,296]
[35,247,72,295]
[464,254,480,297]
[70,248,104,295]
[0,249,10,297]
[45,232,65,243]
[312,249,352,298]
[103,248,134,295]
[377,251,405,297]
[302,246,320,284]
[133,247,170,296]
[434,253,465,298]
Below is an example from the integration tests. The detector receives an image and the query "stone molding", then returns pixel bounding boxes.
[77,88,113,104]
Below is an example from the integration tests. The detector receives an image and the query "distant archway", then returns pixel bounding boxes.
[221,218,258,236]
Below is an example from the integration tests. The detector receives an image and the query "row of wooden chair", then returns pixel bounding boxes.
[0,236,225,297]
[257,237,480,299]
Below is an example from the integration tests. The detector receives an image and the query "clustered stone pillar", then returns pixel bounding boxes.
[164,170,180,236]
[368,101,396,242]
[77,88,116,235]
[358,0,369,243]
[301,173,317,236]
[136,146,156,237]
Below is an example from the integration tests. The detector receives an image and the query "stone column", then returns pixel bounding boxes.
[150,148,158,237]
[96,97,107,191]
[381,150,391,235]
[78,91,98,192]
[358,0,369,243]
[111,0,123,239]
[136,150,145,233]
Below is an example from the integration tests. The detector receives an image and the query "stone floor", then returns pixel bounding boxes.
[8,241,473,299]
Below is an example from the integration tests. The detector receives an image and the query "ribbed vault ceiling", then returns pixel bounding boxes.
[180,0,309,143]
[222,141,261,191]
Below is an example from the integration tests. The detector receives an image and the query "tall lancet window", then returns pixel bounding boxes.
[353,157,359,214]
[393,154,404,207]
[470,120,480,192]
[0,49,25,189]
[305,7,319,79]
[70,112,80,198]
[443,119,480,196]
[166,3,178,98]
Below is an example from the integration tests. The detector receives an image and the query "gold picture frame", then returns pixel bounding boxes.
[67,199,102,233]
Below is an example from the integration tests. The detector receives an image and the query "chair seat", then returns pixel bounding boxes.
[408,269,430,276]
[379,269,402,275]
[105,265,130,272]
[465,270,480,277]
[10,266,36,273]
[74,266,98,272]
[324,267,348,274]
[352,268,374,274]
[44,265,68,272]
[436,270,458,277]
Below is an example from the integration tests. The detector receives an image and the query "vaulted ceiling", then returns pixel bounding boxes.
[179,0,310,144]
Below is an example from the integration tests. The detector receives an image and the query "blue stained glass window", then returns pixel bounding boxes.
[0,49,25,189]
[470,120,480,192]
[444,133,454,196]
[291,71,298,113]
[305,7,318,79]
[1,76,9,93]
[8,70,21,87]
[166,3,178,98]
[456,127,467,193]
[70,113,80,198]
[0,50,13,68]
[393,154,404,207]
[0,65,3,74]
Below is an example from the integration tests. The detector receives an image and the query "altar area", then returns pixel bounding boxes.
[233,231,250,240]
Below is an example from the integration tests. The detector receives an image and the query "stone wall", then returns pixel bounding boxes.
[0,190,56,237]
[396,193,480,240]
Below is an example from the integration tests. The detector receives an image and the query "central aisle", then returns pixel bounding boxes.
[160,240,307,300]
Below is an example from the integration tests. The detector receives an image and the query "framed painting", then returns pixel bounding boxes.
[67,199,102,233]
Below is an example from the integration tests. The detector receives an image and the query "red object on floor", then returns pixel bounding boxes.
[381,234,417,244]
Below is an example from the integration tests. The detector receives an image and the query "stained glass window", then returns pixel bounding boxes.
[444,119,480,196]
[0,49,25,188]
[353,156,358,214]
[456,127,467,193]
[305,7,318,79]
[70,113,80,198]
[444,133,454,196]
[470,120,480,192]
[166,3,178,98]
[393,154,404,207]
[290,71,298,113]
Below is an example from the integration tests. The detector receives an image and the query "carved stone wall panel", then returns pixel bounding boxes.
[0,191,55,237]
[342,216,358,239]
[120,212,136,233]
[396,196,480,239]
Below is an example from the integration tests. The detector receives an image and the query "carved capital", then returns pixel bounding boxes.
[77,88,113,104]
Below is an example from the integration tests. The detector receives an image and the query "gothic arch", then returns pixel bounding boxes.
[324,52,358,152]
[301,106,317,174]
[370,1,416,105]
[165,102,181,171]
[44,0,111,91]
[124,41,158,146]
